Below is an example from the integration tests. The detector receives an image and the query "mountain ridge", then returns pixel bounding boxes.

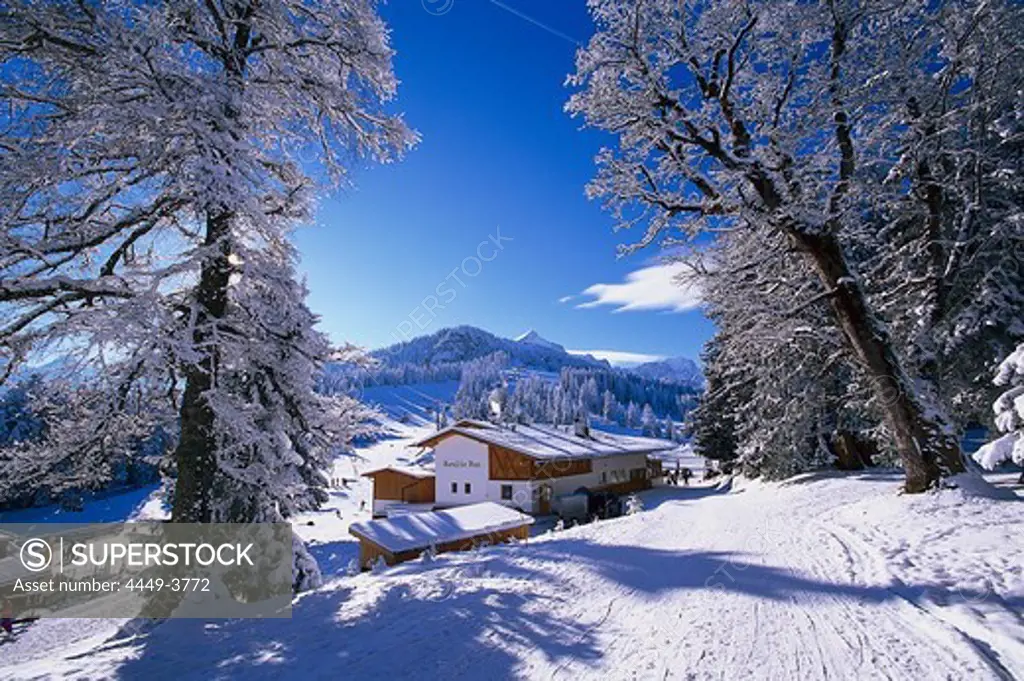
[372,325,607,373]
[371,325,702,388]
[631,356,705,388]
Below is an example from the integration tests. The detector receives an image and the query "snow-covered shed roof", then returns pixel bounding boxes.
[412,420,676,461]
[349,502,534,553]
[361,465,435,479]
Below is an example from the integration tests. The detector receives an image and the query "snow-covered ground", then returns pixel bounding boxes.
[4,468,1022,680]
[3,382,1020,679]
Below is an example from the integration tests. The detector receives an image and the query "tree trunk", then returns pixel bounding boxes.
[171,210,233,522]
[790,229,965,493]
[832,431,864,471]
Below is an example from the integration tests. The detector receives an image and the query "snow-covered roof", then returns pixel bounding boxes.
[349,502,534,553]
[361,465,435,479]
[412,420,676,460]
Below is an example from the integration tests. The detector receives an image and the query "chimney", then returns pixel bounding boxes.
[574,413,590,439]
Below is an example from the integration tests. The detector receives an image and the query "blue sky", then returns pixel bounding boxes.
[294,0,715,364]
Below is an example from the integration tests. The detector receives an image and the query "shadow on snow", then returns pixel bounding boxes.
[93,516,1016,680]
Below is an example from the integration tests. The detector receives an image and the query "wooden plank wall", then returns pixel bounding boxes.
[534,458,591,479]
[488,444,593,481]
[488,444,534,480]
[369,470,436,503]
[403,477,436,503]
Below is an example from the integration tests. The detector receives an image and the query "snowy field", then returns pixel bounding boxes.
[3,468,1022,680]
[2,383,1020,679]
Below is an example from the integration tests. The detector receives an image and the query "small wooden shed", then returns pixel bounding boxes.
[349,502,534,568]
[362,465,435,517]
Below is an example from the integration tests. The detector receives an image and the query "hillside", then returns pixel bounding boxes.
[631,356,705,388]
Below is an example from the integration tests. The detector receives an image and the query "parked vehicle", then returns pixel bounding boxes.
[553,490,589,524]
[589,491,623,519]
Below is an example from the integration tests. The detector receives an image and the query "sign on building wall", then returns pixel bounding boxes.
[440,460,483,468]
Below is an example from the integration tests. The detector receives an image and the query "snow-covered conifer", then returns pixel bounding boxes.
[625,402,640,429]
[973,345,1024,475]
[640,404,658,437]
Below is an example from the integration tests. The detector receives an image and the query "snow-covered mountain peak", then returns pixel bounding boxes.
[514,329,565,352]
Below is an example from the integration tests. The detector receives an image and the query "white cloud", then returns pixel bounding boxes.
[575,263,702,313]
[557,295,576,304]
[567,349,665,367]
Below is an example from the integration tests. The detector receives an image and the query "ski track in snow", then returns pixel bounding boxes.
[3,461,1022,678]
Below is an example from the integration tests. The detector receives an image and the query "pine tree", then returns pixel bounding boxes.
[601,389,616,422]
[625,402,640,429]
[580,377,600,414]
[452,353,508,419]
[973,344,1024,479]
[640,404,658,437]
[688,340,739,463]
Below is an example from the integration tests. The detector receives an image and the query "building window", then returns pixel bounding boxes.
[465,482,472,494]
[600,472,607,484]
[501,484,513,500]
[451,482,457,494]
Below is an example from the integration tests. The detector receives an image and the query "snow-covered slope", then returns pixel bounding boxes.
[358,380,459,424]
[8,471,1022,680]
[631,356,704,388]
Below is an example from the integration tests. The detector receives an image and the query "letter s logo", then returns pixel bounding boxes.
[20,538,53,572]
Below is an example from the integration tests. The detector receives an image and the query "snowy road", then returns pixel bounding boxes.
[5,472,1023,680]
[524,478,1023,680]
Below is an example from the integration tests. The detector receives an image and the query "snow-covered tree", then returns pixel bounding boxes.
[579,377,600,414]
[434,404,449,431]
[566,0,1024,490]
[625,402,640,429]
[661,417,675,441]
[973,344,1024,479]
[0,372,168,510]
[0,375,47,448]
[700,224,871,478]
[640,404,658,437]
[1,0,415,583]
[601,389,617,422]
[688,338,740,463]
[488,383,509,422]
[452,353,508,419]
[850,15,1024,428]
[558,388,575,425]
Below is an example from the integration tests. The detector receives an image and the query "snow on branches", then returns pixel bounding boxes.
[569,0,1024,490]
[0,0,415,545]
[974,344,1024,471]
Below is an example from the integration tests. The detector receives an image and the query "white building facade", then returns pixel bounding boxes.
[433,435,536,510]
[432,430,654,514]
